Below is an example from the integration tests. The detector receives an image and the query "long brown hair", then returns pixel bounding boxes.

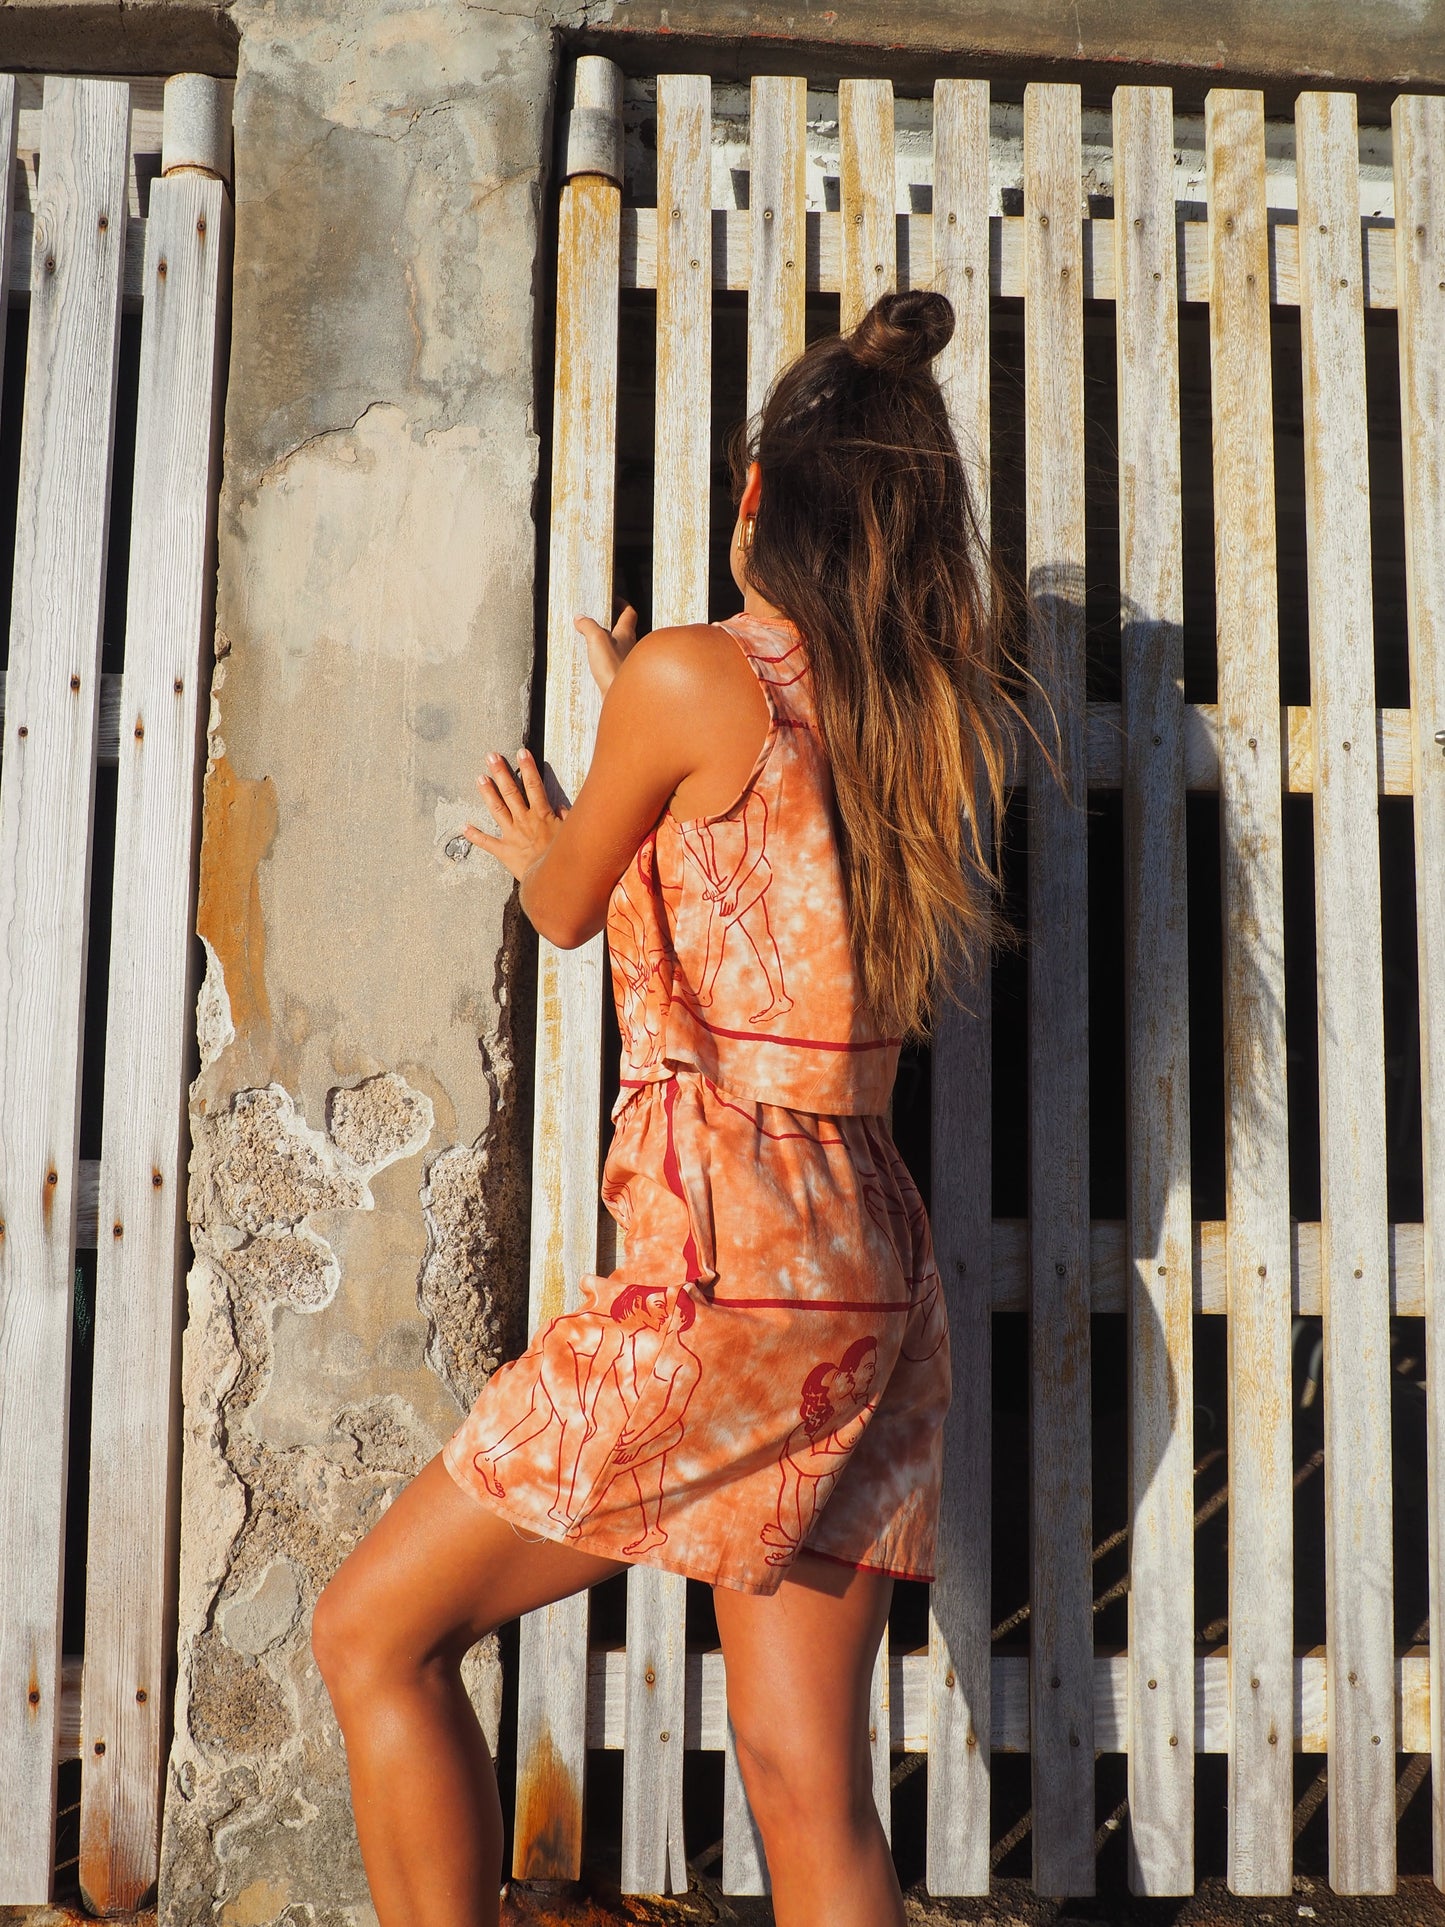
[730,288,1038,1039]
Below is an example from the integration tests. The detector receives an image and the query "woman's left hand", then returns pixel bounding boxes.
[463,747,565,882]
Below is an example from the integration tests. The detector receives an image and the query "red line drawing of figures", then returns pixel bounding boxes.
[855,1135,947,1362]
[679,792,794,1026]
[760,1335,881,1566]
[467,1286,668,1531]
[563,1285,702,1556]
[608,840,670,1069]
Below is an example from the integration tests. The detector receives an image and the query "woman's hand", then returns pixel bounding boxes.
[463,747,565,883]
[574,602,639,696]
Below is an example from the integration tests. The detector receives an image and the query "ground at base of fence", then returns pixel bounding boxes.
[496,1874,1445,1927]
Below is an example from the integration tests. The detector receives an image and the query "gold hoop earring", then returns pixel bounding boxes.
[739,514,756,556]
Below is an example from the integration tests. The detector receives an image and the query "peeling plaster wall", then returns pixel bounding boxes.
[151,6,589,1921]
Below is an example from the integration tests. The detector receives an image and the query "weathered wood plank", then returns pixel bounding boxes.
[78,165,231,1916]
[513,156,621,1886]
[0,76,130,1905]
[1114,83,1194,1898]
[616,71,710,1900]
[1392,88,1445,1890]
[1022,79,1094,1900]
[590,1648,1435,1758]
[0,679,1420,795]
[838,78,895,332]
[869,1626,891,1839]
[619,207,1399,311]
[1296,88,1396,1898]
[1206,87,1295,1899]
[746,75,805,417]
[925,73,993,1903]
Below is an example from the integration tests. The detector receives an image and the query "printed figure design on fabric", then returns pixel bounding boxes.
[762,1335,881,1566]
[857,1134,947,1363]
[609,837,673,1071]
[469,1282,700,1558]
[678,792,792,1026]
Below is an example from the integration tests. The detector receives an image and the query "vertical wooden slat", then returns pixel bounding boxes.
[926,73,993,1902]
[716,74,806,1898]
[1392,90,1445,1889]
[1206,87,1294,1899]
[746,75,805,415]
[513,114,622,1881]
[618,69,710,1900]
[869,1627,891,1839]
[1022,80,1094,1898]
[1295,89,1395,1897]
[0,76,130,1903]
[839,79,895,333]
[1113,84,1194,1897]
[722,1719,769,1895]
[78,164,231,1914]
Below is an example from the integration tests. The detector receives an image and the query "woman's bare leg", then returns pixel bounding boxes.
[310,1454,625,1927]
[713,1551,904,1927]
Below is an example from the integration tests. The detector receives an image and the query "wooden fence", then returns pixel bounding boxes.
[515,57,1445,1900]
[0,72,232,1909]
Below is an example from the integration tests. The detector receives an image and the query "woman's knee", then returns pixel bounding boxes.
[728,1704,873,1840]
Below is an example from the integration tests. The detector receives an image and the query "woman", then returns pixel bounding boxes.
[312,287,1031,1927]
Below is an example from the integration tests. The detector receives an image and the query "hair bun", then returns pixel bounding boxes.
[847,289,954,374]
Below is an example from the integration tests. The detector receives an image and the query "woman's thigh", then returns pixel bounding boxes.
[314,1454,626,1671]
[712,1552,892,1804]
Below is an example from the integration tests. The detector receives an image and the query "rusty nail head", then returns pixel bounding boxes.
[98,214,108,232]
[158,259,167,277]
[27,1688,39,1706]
[763,207,774,220]
[94,1740,105,1755]
[660,1729,670,1742]
[47,1171,57,1186]
[174,678,184,693]
[1055,1262,1065,1277]
[1251,1677,1260,1689]
[1257,1264,1267,1277]
[945,1670,955,1689]
[152,1170,163,1188]
[1372,1734,1381,1745]
[69,674,80,691]
[1169,1735,1179,1747]
[1354,1267,1363,1279]
[112,1222,123,1238]
[948,211,957,224]
[136,1687,147,1703]
[1148,1678,1158,1689]
[1268,1730,1278,1744]
[1039,212,1049,227]
[644,1667,655,1687]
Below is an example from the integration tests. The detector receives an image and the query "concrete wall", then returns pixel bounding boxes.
[0,2,1440,1922]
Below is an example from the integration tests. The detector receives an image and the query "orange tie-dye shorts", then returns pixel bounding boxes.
[442,1069,950,1595]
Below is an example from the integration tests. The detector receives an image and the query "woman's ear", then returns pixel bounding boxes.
[739,460,763,519]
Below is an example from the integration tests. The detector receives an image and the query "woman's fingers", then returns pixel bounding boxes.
[516,747,552,816]
[611,602,639,651]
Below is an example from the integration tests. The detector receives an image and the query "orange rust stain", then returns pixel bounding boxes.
[512,1730,582,1884]
[196,755,278,1042]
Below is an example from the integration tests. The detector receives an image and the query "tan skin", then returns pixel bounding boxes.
[311,465,907,1927]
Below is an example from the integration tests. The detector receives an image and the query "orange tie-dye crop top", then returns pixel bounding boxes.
[604,612,901,1117]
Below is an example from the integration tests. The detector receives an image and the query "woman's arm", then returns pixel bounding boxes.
[464,613,769,949]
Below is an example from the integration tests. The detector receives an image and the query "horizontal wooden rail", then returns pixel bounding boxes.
[50,1645,1432,1763]
[622,207,1402,310]
[5,679,1416,795]
[585,1647,1432,1756]
[6,209,149,311]
[73,1159,1427,1320]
